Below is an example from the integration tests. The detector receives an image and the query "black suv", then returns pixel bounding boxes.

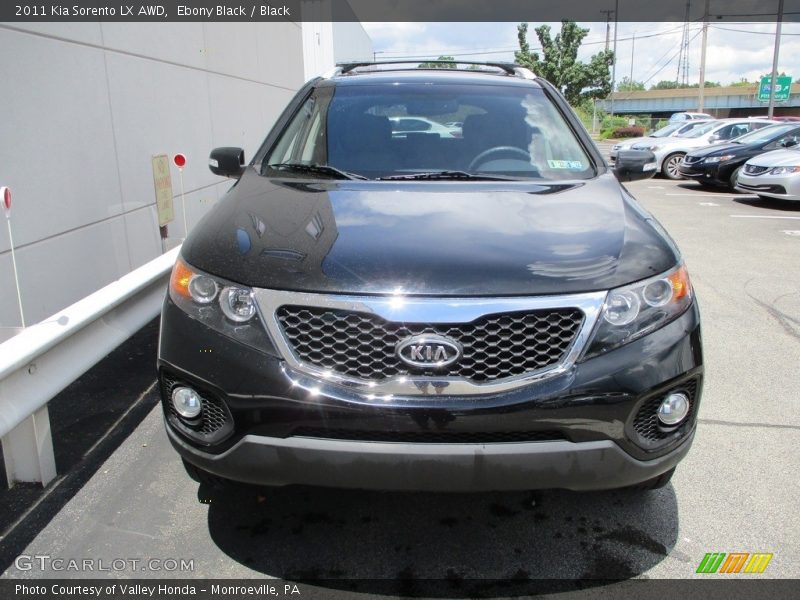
[158,63,703,492]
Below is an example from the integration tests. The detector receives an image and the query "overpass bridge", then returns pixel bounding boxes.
[596,83,800,118]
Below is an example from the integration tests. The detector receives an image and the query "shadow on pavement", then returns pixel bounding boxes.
[205,481,680,596]
[0,319,160,573]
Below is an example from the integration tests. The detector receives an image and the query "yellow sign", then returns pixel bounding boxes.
[151,154,174,227]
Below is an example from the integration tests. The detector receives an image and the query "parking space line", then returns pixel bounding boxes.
[730,215,800,220]
[666,193,735,197]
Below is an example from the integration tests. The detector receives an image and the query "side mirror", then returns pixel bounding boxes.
[708,134,721,143]
[209,147,245,178]
[781,138,798,148]
[613,150,657,182]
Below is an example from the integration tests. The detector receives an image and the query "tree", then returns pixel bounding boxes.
[617,76,645,92]
[650,80,681,90]
[515,21,614,104]
[418,56,456,69]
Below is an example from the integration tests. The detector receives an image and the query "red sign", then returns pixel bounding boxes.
[173,153,187,169]
[1,187,10,212]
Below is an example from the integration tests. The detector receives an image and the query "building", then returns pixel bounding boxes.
[0,19,371,340]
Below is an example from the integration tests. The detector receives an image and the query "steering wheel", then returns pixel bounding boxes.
[468,146,531,171]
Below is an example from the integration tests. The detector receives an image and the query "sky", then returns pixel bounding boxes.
[361,21,800,88]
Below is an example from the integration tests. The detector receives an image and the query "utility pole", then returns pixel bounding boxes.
[629,32,635,86]
[698,0,710,112]
[610,0,619,116]
[768,0,785,119]
[601,10,613,50]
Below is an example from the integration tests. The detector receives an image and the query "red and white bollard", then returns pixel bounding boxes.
[2,186,25,328]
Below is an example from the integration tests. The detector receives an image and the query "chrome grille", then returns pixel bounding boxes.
[276,306,584,382]
[744,164,769,175]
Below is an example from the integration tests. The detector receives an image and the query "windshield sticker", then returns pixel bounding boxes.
[548,160,584,170]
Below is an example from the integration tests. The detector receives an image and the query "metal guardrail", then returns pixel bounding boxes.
[0,246,180,487]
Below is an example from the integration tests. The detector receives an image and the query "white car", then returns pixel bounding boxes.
[389,116,455,138]
[735,148,800,201]
[669,112,713,122]
[610,120,712,161]
[632,119,778,179]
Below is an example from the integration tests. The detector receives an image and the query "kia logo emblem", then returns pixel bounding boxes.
[396,335,462,369]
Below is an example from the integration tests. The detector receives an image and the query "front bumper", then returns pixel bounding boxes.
[678,161,736,184]
[736,173,800,200]
[158,296,704,491]
[166,423,695,491]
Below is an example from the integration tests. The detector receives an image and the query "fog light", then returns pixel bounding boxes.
[657,392,690,426]
[172,387,202,419]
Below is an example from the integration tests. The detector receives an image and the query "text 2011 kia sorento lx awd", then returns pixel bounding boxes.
[158,63,703,492]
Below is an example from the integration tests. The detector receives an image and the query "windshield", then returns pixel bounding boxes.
[262,83,594,180]
[682,121,721,138]
[732,123,798,144]
[651,123,684,138]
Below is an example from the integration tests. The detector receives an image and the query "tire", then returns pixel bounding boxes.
[662,153,685,180]
[728,166,742,190]
[182,458,234,489]
[629,467,675,491]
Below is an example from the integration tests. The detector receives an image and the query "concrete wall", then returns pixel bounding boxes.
[0,22,305,337]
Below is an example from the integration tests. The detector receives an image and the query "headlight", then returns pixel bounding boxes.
[703,155,735,163]
[770,165,800,175]
[168,258,277,355]
[634,144,659,151]
[582,264,694,358]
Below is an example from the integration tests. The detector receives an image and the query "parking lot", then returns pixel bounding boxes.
[1,167,799,588]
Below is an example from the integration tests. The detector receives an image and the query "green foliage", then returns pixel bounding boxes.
[650,80,681,90]
[418,56,456,69]
[515,21,614,104]
[617,77,645,92]
[599,114,653,139]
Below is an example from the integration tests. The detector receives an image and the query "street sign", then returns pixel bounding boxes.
[758,75,792,102]
[151,155,175,227]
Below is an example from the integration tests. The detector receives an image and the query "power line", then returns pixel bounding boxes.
[709,24,800,36]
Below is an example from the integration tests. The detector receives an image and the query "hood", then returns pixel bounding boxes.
[748,148,800,167]
[182,169,678,296]
[687,142,745,158]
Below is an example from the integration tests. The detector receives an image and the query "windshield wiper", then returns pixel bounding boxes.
[379,170,517,181]
[267,163,368,180]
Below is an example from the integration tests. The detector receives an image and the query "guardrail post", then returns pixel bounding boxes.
[2,405,56,488]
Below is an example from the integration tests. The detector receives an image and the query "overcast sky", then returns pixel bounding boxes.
[361,21,800,87]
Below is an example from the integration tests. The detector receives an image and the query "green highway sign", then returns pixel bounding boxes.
[758,75,793,102]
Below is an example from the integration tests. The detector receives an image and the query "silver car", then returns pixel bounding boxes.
[632,119,777,180]
[610,120,711,162]
[735,148,800,201]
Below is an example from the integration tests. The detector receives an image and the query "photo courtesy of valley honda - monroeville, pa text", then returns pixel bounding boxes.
[158,62,703,493]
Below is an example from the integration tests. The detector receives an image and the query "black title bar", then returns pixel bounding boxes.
[2,0,800,22]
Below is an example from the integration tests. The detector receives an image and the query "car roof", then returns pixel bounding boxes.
[324,66,543,89]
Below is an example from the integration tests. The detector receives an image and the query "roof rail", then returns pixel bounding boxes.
[336,60,536,78]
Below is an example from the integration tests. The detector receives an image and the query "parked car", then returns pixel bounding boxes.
[632,118,777,179]
[610,119,712,162]
[669,112,713,122]
[159,63,702,493]
[735,147,800,201]
[770,116,800,122]
[678,123,800,188]
[389,116,456,138]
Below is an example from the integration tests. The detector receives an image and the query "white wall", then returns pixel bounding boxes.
[0,22,305,337]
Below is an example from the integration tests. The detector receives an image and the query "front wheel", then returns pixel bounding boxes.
[662,153,686,180]
[729,166,742,190]
[629,467,676,490]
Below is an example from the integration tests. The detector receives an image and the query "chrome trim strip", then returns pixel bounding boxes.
[253,289,607,397]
